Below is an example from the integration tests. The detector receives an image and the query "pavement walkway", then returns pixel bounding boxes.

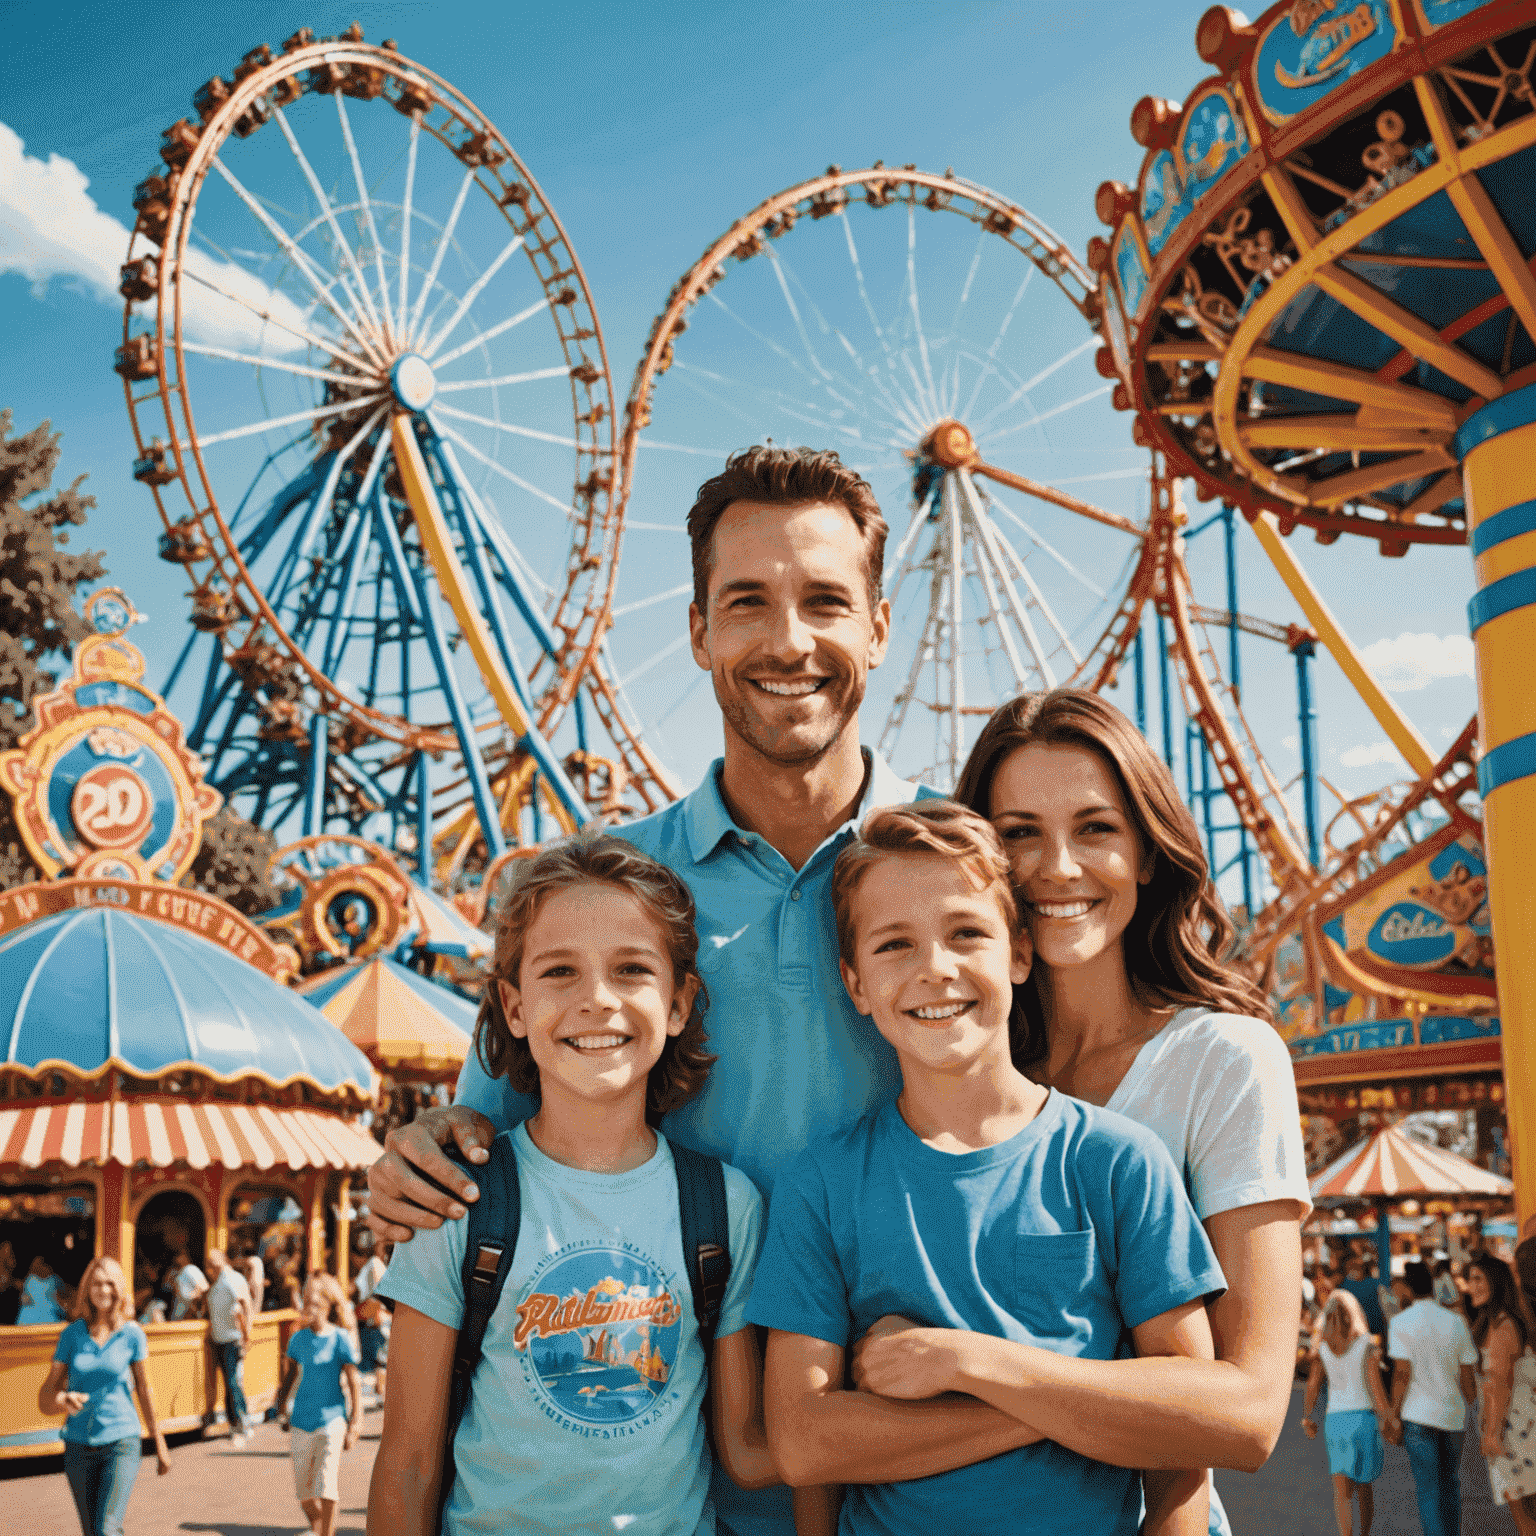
[3,1384,1522,1534]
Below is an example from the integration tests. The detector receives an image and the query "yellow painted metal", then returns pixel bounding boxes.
[1476,526,1536,590]
[1308,447,1456,507]
[968,457,1143,535]
[1261,166,1318,254]
[1144,341,1223,364]
[1237,418,1449,454]
[1401,472,1461,522]
[1243,348,1457,426]
[1249,511,1437,777]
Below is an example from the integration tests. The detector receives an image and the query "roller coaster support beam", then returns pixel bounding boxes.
[1156,611,1174,771]
[1247,512,1436,780]
[305,714,327,837]
[1223,504,1242,703]
[1132,626,1147,737]
[1456,381,1536,1232]
[1289,632,1321,872]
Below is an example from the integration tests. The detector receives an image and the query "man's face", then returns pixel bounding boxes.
[689,499,890,766]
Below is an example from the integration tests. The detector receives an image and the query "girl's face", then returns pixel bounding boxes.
[988,743,1151,974]
[301,1282,330,1330]
[1466,1265,1492,1308]
[88,1270,119,1320]
[498,884,698,1112]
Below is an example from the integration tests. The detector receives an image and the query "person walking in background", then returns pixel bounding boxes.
[1464,1253,1536,1533]
[1339,1254,1387,1342]
[19,1253,68,1324]
[351,1238,389,1410]
[169,1249,208,1320]
[37,1256,172,1535]
[239,1248,265,1315]
[1302,1290,1398,1536]
[277,1273,362,1536]
[203,1249,253,1446]
[1433,1259,1461,1310]
[1389,1260,1478,1536]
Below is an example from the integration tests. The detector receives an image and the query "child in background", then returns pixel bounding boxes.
[278,1273,363,1536]
[749,801,1228,1536]
[368,835,787,1535]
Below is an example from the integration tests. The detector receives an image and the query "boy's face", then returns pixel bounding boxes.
[497,884,698,1111]
[840,853,1030,1076]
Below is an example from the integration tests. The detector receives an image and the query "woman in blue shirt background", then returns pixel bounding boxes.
[37,1255,172,1536]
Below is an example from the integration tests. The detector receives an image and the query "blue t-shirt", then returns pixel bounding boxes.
[286,1325,359,1431]
[378,1125,764,1536]
[53,1320,148,1445]
[19,1271,66,1325]
[746,1091,1227,1536]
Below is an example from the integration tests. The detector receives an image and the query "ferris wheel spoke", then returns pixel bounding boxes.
[211,157,386,366]
[178,264,364,373]
[432,299,547,369]
[270,104,386,340]
[986,496,1107,599]
[982,505,1080,669]
[965,517,1034,694]
[422,232,528,359]
[435,365,572,394]
[189,393,386,449]
[397,113,420,338]
[906,207,940,419]
[957,472,1058,684]
[837,208,896,366]
[432,402,586,451]
[764,249,837,386]
[981,383,1116,448]
[972,337,1099,435]
[616,634,691,690]
[408,167,477,344]
[430,419,572,513]
[177,340,377,391]
[611,582,692,619]
[830,333,924,438]
[333,91,396,348]
[947,229,989,341]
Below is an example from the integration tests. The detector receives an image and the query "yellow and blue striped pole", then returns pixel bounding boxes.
[1458,381,1536,1231]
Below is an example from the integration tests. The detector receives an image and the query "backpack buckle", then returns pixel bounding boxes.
[695,1242,728,1317]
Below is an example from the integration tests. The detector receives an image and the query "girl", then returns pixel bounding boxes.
[277,1272,363,1536]
[948,688,1311,1532]
[1464,1253,1536,1533]
[1300,1290,1396,1536]
[38,1255,172,1536]
[367,834,784,1536]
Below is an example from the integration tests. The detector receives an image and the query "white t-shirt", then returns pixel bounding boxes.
[207,1268,251,1344]
[1319,1333,1377,1415]
[172,1263,208,1320]
[354,1255,387,1305]
[1389,1298,1479,1430]
[378,1124,763,1536]
[1104,1008,1313,1222]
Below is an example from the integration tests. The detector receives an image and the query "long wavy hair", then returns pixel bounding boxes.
[953,688,1269,1068]
[475,833,715,1124]
[1466,1252,1531,1354]
[1318,1287,1369,1356]
[71,1256,134,1329]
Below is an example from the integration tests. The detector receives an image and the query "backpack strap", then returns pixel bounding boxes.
[671,1141,731,1361]
[427,1136,520,1533]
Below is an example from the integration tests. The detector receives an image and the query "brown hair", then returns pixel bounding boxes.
[953,688,1270,1068]
[1318,1287,1368,1356]
[686,445,889,614]
[303,1271,354,1330]
[475,833,715,1124]
[1467,1253,1531,1353]
[832,800,1019,966]
[72,1256,135,1330]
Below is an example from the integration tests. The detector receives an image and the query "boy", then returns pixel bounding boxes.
[748,801,1226,1535]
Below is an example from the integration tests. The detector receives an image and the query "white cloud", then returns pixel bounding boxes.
[0,121,306,353]
[1340,740,1401,769]
[1281,733,1298,752]
[1358,631,1475,693]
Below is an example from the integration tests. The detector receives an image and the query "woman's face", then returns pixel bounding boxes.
[88,1271,118,1319]
[1466,1265,1492,1308]
[988,742,1151,974]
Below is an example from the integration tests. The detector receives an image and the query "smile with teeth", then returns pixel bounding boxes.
[908,1000,974,1022]
[563,1033,631,1051]
[1032,899,1097,920]
[751,678,826,697]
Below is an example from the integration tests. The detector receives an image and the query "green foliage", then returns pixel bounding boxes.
[187,805,285,917]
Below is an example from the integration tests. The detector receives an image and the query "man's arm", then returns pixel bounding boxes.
[365,1106,496,1242]
[764,1330,1042,1487]
[1390,1357,1411,1417]
[1459,1362,1476,1407]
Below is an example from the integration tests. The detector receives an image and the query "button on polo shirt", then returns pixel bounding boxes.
[455,749,937,1197]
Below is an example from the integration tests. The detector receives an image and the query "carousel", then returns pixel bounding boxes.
[0,593,383,1457]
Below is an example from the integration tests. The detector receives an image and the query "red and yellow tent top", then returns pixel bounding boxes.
[1311,1124,1513,1203]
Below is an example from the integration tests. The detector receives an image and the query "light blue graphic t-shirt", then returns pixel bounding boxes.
[379,1124,764,1536]
[286,1325,359,1431]
[747,1090,1227,1536]
[54,1320,148,1444]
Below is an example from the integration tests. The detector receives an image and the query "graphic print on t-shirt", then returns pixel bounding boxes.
[512,1238,686,1432]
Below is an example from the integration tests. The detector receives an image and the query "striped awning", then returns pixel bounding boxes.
[1310,1124,1514,1201]
[0,1099,383,1173]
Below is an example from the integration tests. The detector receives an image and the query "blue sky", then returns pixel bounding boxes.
[1,0,1482,890]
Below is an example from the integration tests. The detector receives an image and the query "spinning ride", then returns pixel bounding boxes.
[118,25,667,886]
[1087,1,1533,1218]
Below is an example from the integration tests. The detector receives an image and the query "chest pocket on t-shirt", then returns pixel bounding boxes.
[1014,1230,1098,1348]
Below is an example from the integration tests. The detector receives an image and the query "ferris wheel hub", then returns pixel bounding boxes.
[390,353,437,413]
[922,418,977,470]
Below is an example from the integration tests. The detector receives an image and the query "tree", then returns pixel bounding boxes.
[186,805,285,916]
[0,412,106,887]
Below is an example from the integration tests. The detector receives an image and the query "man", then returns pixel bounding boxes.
[1389,1259,1478,1536]
[204,1247,253,1446]
[170,1247,209,1320]
[367,446,1042,1535]
[1338,1253,1387,1339]
[352,1237,390,1409]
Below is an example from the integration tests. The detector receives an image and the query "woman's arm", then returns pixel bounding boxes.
[367,1304,455,1536]
[36,1360,87,1418]
[130,1358,173,1475]
[1480,1317,1521,1460]
[276,1358,300,1423]
[1362,1342,1399,1439]
[764,1330,1042,1487]
[1300,1354,1323,1437]
[341,1361,363,1451]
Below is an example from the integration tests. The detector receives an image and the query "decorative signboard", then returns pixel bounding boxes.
[261,834,415,968]
[0,590,221,883]
[1253,0,1398,125]
[1140,87,1251,258]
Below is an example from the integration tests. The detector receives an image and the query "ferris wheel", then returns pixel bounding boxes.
[117,25,663,886]
[611,165,1165,790]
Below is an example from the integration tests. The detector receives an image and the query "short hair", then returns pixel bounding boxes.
[686,445,888,614]
[1403,1260,1433,1298]
[303,1271,353,1330]
[72,1256,134,1329]
[475,832,715,1123]
[832,799,1018,968]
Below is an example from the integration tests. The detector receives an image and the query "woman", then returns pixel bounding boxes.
[952,688,1311,1531]
[1300,1290,1397,1536]
[1464,1253,1536,1533]
[37,1256,172,1536]
[18,1253,67,1324]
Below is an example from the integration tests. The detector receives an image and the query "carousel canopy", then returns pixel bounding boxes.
[406,883,492,961]
[0,906,375,1095]
[1310,1124,1514,1203]
[298,956,477,1076]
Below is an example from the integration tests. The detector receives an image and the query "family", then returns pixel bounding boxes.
[363,446,1312,1536]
